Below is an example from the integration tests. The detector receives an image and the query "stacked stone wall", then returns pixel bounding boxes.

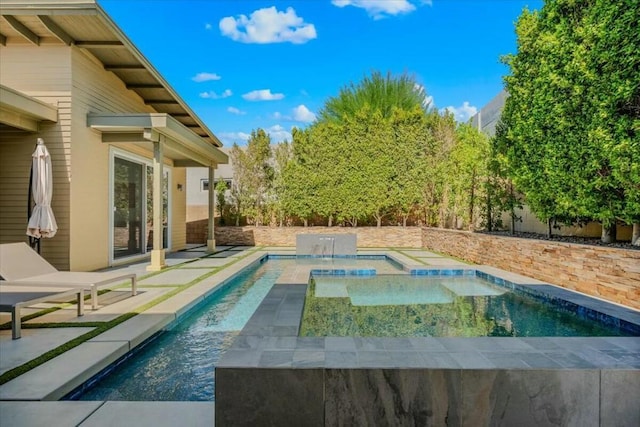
[422,228,640,310]
[213,226,422,248]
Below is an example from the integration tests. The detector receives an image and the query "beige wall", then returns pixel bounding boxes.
[1,44,189,271]
[502,205,633,241]
[68,47,157,270]
[171,167,187,251]
[0,45,72,270]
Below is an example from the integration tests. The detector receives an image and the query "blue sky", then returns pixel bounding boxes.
[100,0,543,146]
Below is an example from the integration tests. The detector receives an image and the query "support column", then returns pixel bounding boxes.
[147,137,167,271]
[207,165,216,253]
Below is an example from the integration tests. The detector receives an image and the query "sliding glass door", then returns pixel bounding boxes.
[113,157,143,258]
[112,153,170,261]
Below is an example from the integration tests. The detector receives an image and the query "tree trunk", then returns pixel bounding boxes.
[601,223,616,243]
[486,193,493,232]
[377,216,382,227]
[547,218,552,238]
[328,215,333,227]
[402,216,407,227]
[303,219,308,227]
[632,223,640,246]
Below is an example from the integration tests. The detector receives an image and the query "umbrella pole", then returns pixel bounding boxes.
[26,147,41,254]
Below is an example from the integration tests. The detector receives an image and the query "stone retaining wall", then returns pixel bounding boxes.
[213,226,422,248]
[422,228,640,310]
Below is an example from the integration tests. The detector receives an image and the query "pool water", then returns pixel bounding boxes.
[71,260,291,401]
[68,257,634,402]
[300,275,635,338]
[69,256,400,401]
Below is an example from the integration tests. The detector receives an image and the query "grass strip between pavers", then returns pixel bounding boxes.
[0,248,262,386]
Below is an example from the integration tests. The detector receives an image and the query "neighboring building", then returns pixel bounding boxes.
[186,147,234,222]
[470,89,507,137]
[0,0,228,271]
[471,90,631,240]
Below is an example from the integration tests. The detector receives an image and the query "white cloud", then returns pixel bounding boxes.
[199,89,232,99]
[218,131,251,145]
[192,72,221,82]
[443,102,478,122]
[242,89,284,101]
[219,6,317,44]
[266,124,292,143]
[332,0,423,19]
[227,107,246,115]
[292,104,316,123]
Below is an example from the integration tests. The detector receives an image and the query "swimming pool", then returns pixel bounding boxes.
[301,274,636,337]
[67,255,401,401]
[66,255,639,403]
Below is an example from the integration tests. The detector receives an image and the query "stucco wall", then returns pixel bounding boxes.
[422,227,640,310]
[213,226,423,248]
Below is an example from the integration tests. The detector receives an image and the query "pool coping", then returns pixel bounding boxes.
[217,262,640,371]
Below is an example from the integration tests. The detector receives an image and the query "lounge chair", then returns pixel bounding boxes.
[0,242,137,310]
[0,285,84,339]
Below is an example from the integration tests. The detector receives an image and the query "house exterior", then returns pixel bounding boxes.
[186,147,234,223]
[0,0,228,271]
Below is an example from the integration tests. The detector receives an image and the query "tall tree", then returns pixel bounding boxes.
[498,0,640,242]
[318,71,431,123]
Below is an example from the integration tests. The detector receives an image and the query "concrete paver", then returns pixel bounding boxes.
[0,341,129,400]
[0,328,94,375]
[80,401,215,427]
[0,401,104,427]
[138,268,211,285]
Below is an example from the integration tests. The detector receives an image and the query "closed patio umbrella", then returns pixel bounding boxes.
[26,138,57,251]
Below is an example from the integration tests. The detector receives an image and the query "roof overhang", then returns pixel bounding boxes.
[88,113,228,167]
[1,0,226,157]
[0,84,58,132]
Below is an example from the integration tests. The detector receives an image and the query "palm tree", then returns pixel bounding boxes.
[317,71,431,123]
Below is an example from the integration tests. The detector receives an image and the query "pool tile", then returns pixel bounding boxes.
[459,370,599,426]
[479,352,531,369]
[325,351,359,368]
[354,337,386,351]
[449,351,495,368]
[419,352,461,368]
[325,369,461,426]
[357,351,395,367]
[600,370,640,426]
[296,337,325,350]
[259,350,294,367]
[215,368,323,427]
[293,350,325,367]
[325,337,357,352]
[541,351,597,368]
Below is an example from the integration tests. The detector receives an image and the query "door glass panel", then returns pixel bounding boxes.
[146,166,169,250]
[113,157,143,258]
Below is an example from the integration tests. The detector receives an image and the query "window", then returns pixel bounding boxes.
[201,179,232,191]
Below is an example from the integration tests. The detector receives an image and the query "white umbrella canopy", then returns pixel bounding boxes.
[26,138,58,239]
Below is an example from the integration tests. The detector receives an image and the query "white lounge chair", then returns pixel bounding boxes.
[0,242,137,310]
[0,285,84,339]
